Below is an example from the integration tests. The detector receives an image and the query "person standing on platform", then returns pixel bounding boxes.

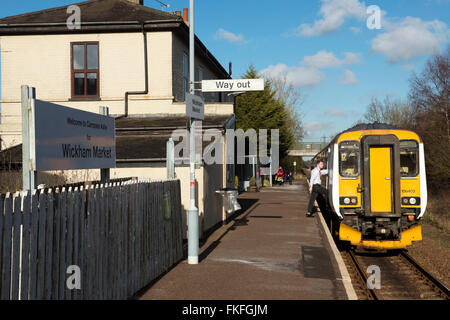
[306,159,328,217]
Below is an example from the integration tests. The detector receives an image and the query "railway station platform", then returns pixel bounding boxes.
[137,180,356,300]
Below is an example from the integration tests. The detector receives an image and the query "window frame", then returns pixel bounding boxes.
[339,140,360,177]
[71,41,100,99]
[399,139,419,177]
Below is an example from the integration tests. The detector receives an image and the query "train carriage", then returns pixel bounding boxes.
[312,123,426,250]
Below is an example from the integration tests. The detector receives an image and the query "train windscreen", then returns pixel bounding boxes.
[339,141,360,177]
[400,140,419,177]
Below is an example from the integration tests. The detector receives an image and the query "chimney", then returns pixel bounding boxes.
[183,8,188,22]
[128,0,144,5]
[175,11,181,17]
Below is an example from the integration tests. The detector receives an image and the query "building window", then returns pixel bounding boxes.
[183,52,189,100]
[71,42,99,98]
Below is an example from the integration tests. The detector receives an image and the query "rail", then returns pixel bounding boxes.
[341,248,450,300]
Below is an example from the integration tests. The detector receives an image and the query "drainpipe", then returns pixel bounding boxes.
[122,22,148,118]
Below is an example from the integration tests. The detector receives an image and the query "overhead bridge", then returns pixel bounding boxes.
[288,142,329,157]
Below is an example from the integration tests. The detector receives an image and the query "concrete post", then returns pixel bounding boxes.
[166,138,175,179]
[22,85,36,191]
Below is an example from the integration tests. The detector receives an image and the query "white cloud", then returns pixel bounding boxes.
[214,28,247,44]
[296,0,366,37]
[301,50,360,68]
[261,64,325,88]
[339,69,359,85]
[326,107,346,117]
[349,26,362,34]
[261,50,361,88]
[304,121,333,137]
[371,17,449,62]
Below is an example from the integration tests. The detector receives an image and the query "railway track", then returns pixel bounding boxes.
[340,247,450,300]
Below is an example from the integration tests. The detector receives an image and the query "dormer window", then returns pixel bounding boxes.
[71,42,99,98]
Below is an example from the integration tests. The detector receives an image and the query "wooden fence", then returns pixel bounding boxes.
[0,179,183,300]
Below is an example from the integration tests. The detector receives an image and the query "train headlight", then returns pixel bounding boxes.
[340,197,357,205]
[401,197,420,205]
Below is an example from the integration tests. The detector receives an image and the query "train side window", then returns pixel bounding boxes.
[400,140,419,177]
[339,141,360,177]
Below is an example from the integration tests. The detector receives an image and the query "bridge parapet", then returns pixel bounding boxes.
[288,141,329,157]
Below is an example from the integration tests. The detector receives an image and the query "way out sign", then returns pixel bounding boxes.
[186,93,204,120]
[201,79,264,92]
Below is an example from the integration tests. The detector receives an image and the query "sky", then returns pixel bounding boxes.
[1,0,449,141]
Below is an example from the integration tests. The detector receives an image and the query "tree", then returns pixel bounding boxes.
[409,47,450,191]
[235,65,302,161]
[270,75,305,143]
[362,96,415,129]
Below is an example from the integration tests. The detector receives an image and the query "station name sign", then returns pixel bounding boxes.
[201,79,264,92]
[32,100,116,171]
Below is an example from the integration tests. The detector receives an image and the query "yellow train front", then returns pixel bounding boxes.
[314,123,427,250]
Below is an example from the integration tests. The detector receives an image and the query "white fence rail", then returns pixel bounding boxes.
[0,179,183,300]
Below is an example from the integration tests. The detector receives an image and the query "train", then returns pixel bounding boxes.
[308,123,426,250]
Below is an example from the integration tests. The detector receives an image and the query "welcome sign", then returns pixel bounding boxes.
[32,100,116,171]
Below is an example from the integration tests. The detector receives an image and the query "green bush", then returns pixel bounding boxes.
[235,176,239,189]
[249,176,256,187]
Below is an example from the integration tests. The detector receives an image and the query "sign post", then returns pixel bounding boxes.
[269,157,272,187]
[100,106,111,184]
[21,85,36,190]
[293,161,296,178]
[188,0,199,265]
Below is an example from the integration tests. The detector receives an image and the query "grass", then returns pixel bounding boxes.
[420,191,450,248]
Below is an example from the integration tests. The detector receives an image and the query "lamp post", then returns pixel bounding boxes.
[187,0,199,265]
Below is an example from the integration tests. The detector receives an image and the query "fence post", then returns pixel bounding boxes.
[166,138,175,179]
[22,85,37,190]
[99,106,110,184]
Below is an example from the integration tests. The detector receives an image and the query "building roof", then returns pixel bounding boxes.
[115,114,234,130]
[116,114,234,161]
[0,0,230,78]
[0,0,181,25]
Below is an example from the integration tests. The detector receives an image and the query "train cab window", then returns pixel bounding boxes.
[400,140,419,177]
[339,141,360,177]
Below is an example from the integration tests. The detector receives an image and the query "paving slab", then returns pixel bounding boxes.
[139,181,350,300]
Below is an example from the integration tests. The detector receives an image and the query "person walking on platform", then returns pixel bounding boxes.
[276,166,284,185]
[306,159,328,217]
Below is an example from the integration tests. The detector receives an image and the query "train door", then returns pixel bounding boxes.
[369,147,392,212]
[361,135,401,217]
